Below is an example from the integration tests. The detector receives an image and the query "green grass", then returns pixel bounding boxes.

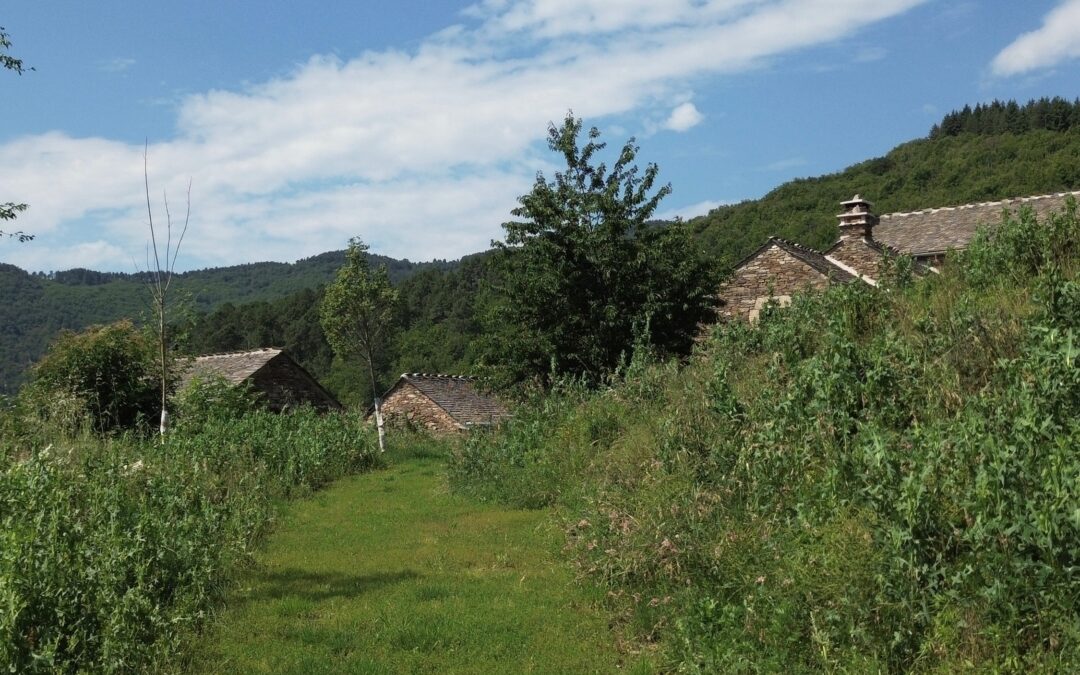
[193,449,654,674]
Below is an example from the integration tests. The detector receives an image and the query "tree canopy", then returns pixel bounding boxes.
[482,114,717,387]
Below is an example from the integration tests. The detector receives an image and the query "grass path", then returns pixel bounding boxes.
[194,449,652,673]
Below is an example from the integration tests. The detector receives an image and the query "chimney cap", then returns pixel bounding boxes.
[840,194,873,208]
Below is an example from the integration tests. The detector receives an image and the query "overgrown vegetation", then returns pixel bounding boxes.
[1,382,380,671]
[450,201,1080,671]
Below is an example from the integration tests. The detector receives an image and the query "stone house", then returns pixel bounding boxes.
[374,373,510,434]
[717,191,1079,321]
[178,348,342,412]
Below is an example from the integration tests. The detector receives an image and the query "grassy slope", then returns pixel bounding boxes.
[194,448,653,674]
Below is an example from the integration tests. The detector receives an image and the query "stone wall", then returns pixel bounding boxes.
[250,356,341,412]
[717,244,830,321]
[827,236,883,280]
[379,381,463,434]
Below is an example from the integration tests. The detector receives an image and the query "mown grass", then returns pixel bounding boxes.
[194,444,655,674]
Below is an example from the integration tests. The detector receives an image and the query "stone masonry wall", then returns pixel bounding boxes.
[717,244,830,321]
[828,236,883,280]
[250,357,340,412]
[379,382,463,434]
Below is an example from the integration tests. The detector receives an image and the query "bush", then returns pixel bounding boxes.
[19,321,163,434]
[451,202,1080,670]
[0,408,380,672]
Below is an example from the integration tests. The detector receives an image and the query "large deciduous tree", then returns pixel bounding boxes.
[320,238,399,451]
[483,113,717,388]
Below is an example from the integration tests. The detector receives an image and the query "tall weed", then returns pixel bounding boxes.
[451,201,1080,671]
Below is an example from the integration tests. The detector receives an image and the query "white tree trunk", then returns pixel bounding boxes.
[374,398,386,453]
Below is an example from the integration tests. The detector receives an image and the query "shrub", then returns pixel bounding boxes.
[19,321,163,434]
[0,408,380,671]
[451,202,1080,670]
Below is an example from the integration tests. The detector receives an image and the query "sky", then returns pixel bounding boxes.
[2,0,1080,273]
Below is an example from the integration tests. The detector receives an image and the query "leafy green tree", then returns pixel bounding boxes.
[22,320,161,433]
[1,26,31,241]
[320,238,399,450]
[483,113,717,387]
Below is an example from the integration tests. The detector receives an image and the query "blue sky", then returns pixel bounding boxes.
[2,0,1079,272]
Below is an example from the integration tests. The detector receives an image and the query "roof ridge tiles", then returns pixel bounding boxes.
[406,372,475,380]
[881,190,1080,220]
[192,347,283,359]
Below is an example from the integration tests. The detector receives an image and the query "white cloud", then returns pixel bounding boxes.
[664,102,704,132]
[655,199,729,221]
[0,0,929,272]
[991,0,1080,77]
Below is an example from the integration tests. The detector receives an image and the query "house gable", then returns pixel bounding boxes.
[179,348,342,412]
[717,239,851,322]
[375,373,510,434]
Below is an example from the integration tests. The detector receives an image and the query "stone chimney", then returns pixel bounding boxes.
[837,194,877,239]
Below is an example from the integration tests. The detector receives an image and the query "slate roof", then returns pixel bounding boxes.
[875,191,1080,257]
[393,373,510,427]
[765,237,859,283]
[179,348,283,388]
[178,348,342,411]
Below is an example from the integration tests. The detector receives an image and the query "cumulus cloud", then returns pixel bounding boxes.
[0,0,928,272]
[664,102,704,132]
[991,0,1080,77]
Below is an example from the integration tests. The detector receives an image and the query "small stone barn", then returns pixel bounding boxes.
[374,373,510,433]
[179,348,342,412]
[717,191,1079,322]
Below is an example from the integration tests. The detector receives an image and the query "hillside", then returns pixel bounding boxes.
[4,99,1080,396]
[451,197,1080,670]
[0,252,457,394]
[691,127,1080,267]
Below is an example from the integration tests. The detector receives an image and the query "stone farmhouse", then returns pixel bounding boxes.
[375,373,511,434]
[717,191,1079,322]
[178,347,342,412]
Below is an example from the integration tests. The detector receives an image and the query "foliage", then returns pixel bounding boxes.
[20,321,162,433]
[320,238,400,400]
[0,252,454,396]
[690,127,1080,269]
[483,114,716,387]
[173,374,263,432]
[930,97,1080,139]
[0,407,380,672]
[451,202,1080,670]
[1,26,31,243]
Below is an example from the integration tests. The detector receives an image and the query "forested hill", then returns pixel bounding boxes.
[0,252,457,394]
[690,97,1080,268]
[5,98,1080,397]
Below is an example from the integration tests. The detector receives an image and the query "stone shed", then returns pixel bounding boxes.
[374,373,510,433]
[178,348,342,412]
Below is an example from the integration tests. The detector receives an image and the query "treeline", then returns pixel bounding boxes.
[183,253,491,406]
[690,125,1080,268]
[0,253,456,395]
[929,96,1080,139]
